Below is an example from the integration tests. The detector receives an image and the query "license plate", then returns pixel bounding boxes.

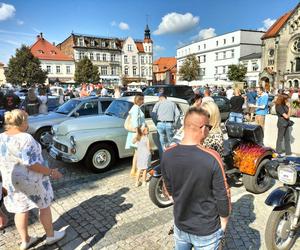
[49,150,57,160]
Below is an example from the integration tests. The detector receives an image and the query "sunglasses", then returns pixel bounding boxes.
[200,124,213,131]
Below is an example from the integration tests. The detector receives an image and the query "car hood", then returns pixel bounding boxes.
[54,115,123,136]
[28,112,67,123]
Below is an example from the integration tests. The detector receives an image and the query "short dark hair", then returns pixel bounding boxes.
[257,86,264,92]
[184,107,210,125]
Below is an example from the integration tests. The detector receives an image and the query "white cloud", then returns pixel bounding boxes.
[17,19,24,25]
[197,28,216,40]
[259,18,276,31]
[0,3,15,21]
[153,45,165,52]
[0,29,35,36]
[154,12,199,35]
[119,22,129,30]
[111,20,116,26]
[0,39,21,46]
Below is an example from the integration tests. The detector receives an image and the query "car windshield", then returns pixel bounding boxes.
[56,99,81,114]
[143,87,158,96]
[105,100,133,119]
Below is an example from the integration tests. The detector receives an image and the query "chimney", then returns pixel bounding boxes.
[40,32,43,38]
[36,34,40,40]
[53,42,56,46]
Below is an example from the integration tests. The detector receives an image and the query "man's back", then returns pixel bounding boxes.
[161,144,230,236]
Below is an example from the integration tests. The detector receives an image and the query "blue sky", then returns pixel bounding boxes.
[0,0,299,64]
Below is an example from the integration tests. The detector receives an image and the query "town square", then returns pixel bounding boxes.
[1,0,300,249]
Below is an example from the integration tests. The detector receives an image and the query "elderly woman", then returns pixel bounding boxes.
[125,94,146,177]
[201,101,224,157]
[0,109,65,249]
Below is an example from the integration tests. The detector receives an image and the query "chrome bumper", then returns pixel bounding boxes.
[49,147,79,163]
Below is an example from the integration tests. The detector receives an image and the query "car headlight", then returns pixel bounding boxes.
[70,136,76,147]
[278,165,297,185]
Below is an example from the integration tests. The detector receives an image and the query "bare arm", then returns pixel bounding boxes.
[220,216,229,231]
[28,163,62,179]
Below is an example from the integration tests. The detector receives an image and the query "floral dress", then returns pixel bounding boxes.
[0,132,53,213]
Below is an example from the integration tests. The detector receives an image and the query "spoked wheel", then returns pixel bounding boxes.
[35,127,52,148]
[149,176,173,208]
[265,207,297,250]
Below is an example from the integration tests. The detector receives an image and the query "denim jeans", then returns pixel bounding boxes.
[174,225,224,250]
[228,112,243,123]
[156,122,175,151]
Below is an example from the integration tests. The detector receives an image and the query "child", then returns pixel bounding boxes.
[133,126,151,187]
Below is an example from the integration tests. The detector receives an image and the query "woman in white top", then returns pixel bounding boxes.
[38,88,48,114]
[58,89,64,105]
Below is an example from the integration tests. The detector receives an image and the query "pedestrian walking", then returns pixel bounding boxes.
[0,109,66,249]
[201,101,224,157]
[254,86,269,129]
[226,86,234,100]
[246,87,257,121]
[228,88,245,123]
[125,94,146,177]
[161,107,231,250]
[24,88,40,115]
[38,87,48,114]
[58,88,64,105]
[275,94,292,156]
[133,126,151,187]
[151,93,180,153]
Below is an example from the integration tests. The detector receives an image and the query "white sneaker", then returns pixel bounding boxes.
[20,237,39,250]
[46,230,66,245]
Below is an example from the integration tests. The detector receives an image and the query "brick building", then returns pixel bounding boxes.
[153,57,177,85]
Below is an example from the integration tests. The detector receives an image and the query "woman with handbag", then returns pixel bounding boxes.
[275,94,292,156]
[125,94,146,177]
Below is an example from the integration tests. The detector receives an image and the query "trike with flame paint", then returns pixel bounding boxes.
[148,121,275,208]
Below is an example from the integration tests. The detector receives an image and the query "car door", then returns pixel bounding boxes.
[76,100,99,116]
[99,100,112,113]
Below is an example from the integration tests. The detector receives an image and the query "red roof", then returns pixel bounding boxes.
[262,3,300,40]
[135,42,145,53]
[153,57,177,73]
[31,35,73,61]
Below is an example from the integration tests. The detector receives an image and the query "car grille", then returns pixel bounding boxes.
[53,141,68,153]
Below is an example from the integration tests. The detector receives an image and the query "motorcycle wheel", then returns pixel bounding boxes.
[149,176,173,208]
[242,158,273,194]
[265,207,297,250]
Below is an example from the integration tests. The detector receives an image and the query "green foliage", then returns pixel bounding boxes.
[227,64,247,82]
[5,45,47,86]
[178,54,200,81]
[74,57,100,83]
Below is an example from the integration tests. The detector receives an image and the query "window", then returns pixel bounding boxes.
[215,53,218,60]
[111,66,117,75]
[132,56,136,64]
[141,103,155,119]
[145,68,148,76]
[224,39,226,45]
[78,38,84,46]
[296,58,300,72]
[102,54,106,61]
[90,53,94,61]
[204,44,206,49]
[133,67,137,75]
[223,51,226,59]
[66,65,71,74]
[141,56,144,64]
[216,41,218,46]
[141,67,144,76]
[77,100,98,116]
[200,68,205,76]
[101,66,107,75]
[79,52,84,59]
[215,67,218,74]
[198,56,201,63]
[198,45,201,51]
[56,66,61,73]
[124,55,128,64]
[125,67,128,75]
[128,44,132,51]
[149,56,152,64]
[231,50,234,58]
[100,101,112,112]
[203,55,206,63]
[96,53,100,61]
[46,65,51,73]
[252,62,258,71]
[232,37,235,43]
[223,66,226,74]
[111,54,116,62]
[102,41,106,47]
[149,67,152,76]
[91,40,95,46]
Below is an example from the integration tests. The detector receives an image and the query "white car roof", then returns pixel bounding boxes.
[119,95,189,104]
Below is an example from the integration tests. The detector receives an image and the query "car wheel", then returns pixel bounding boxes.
[35,127,52,148]
[85,143,116,173]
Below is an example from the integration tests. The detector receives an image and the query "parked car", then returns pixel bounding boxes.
[212,95,230,121]
[121,91,143,97]
[143,85,195,104]
[27,96,113,147]
[49,96,189,173]
[50,86,65,96]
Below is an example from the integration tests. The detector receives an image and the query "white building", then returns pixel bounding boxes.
[239,53,262,87]
[31,33,75,84]
[176,30,265,85]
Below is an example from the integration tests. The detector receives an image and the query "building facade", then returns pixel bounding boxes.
[0,62,6,85]
[58,25,153,85]
[239,53,262,87]
[153,57,177,85]
[261,3,300,90]
[176,30,265,85]
[31,33,75,84]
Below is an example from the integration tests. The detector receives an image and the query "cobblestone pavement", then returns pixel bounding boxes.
[1,151,300,250]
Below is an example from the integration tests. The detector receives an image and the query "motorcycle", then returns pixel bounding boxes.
[148,121,275,208]
[264,156,300,250]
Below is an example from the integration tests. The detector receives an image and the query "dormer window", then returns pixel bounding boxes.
[102,41,106,47]
[50,50,56,55]
[78,38,84,47]
[38,50,44,54]
[91,40,95,46]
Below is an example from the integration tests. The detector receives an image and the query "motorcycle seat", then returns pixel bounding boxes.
[223,138,241,156]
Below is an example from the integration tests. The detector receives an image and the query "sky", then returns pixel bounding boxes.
[0,0,299,64]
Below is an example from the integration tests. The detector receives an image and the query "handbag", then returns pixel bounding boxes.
[124,114,135,132]
[287,120,294,127]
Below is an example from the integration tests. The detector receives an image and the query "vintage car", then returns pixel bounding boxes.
[27,96,113,147]
[49,96,189,172]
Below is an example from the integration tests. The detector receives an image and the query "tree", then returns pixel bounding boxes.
[74,57,100,83]
[227,64,247,82]
[178,54,200,81]
[5,45,47,86]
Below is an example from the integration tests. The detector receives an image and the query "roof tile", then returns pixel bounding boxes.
[153,57,177,73]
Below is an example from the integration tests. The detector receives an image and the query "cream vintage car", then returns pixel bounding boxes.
[49,96,189,172]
